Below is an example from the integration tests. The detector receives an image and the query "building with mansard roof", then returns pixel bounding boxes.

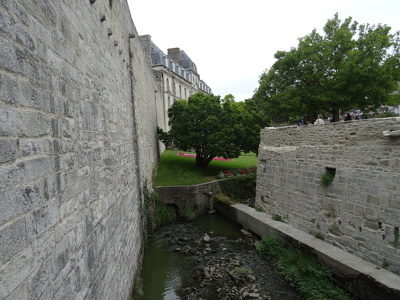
[140,35,212,130]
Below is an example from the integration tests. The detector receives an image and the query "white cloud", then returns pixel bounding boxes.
[127,0,400,101]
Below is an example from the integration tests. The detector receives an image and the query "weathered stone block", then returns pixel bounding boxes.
[0,162,25,187]
[11,1,30,26]
[15,25,35,51]
[51,118,62,137]
[33,200,58,235]
[0,36,24,74]
[28,258,52,300]
[19,139,43,157]
[0,8,14,40]
[24,111,51,137]
[5,282,28,300]
[0,183,41,225]
[0,102,25,136]
[0,217,27,262]
[24,156,54,181]
[389,199,400,210]
[35,229,56,263]
[39,0,57,26]
[5,74,19,104]
[0,247,35,299]
[0,138,17,163]
[20,80,42,109]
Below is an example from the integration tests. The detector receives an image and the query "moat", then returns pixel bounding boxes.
[139,212,302,300]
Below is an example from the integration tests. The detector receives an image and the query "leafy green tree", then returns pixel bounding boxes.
[157,93,263,167]
[228,98,265,154]
[254,13,400,122]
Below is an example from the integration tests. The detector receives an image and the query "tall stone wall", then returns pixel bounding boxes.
[256,118,400,274]
[0,0,162,299]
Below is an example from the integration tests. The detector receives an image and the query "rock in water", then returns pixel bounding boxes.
[203,233,211,242]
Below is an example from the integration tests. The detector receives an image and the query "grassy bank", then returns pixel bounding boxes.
[154,150,258,186]
[256,236,354,300]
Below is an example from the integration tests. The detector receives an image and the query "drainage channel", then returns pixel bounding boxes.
[138,212,302,300]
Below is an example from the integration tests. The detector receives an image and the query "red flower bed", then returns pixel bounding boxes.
[177,153,232,161]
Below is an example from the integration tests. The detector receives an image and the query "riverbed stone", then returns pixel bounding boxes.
[203,233,210,242]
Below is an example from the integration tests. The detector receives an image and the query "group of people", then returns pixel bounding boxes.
[297,114,326,126]
[344,113,352,121]
[297,113,356,126]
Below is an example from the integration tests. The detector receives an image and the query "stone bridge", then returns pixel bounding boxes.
[155,181,222,216]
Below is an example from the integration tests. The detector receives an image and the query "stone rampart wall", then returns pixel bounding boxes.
[0,0,162,299]
[256,118,400,274]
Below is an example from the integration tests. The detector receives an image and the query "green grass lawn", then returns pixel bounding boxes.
[154,150,258,186]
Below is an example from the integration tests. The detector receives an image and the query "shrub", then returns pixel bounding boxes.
[256,236,353,300]
[230,267,253,282]
[218,172,257,202]
[142,183,154,233]
[181,206,196,221]
[272,214,285,222]
[320,169,335,188]
[154,204,177,227]
[374,112,399,118]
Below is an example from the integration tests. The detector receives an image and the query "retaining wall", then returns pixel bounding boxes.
[256,118,400,275]
[156,181,221,216]
[0,1,162,299]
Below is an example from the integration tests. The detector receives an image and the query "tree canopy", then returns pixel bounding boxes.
[253,13,400,122]
[157,93,265,167]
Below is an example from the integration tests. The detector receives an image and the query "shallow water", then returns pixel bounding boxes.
[139,213,302,300]
[140,233,197,299]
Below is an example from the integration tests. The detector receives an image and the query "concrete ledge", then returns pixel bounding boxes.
[219,203,400,300]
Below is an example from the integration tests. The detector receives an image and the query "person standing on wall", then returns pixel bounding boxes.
[297,116,307,126]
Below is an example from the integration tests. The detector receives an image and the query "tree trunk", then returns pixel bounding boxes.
[332,108,340,122]
[195,154,203,167]
[195,153,214,168]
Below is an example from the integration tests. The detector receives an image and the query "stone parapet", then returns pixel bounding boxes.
[256,118,400,275]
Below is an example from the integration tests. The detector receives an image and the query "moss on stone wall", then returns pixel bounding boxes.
[218,173,257,202]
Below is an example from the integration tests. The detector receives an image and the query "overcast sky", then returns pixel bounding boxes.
[127,0,400,102]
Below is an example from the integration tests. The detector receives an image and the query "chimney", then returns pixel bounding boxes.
[167,48,180,64]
